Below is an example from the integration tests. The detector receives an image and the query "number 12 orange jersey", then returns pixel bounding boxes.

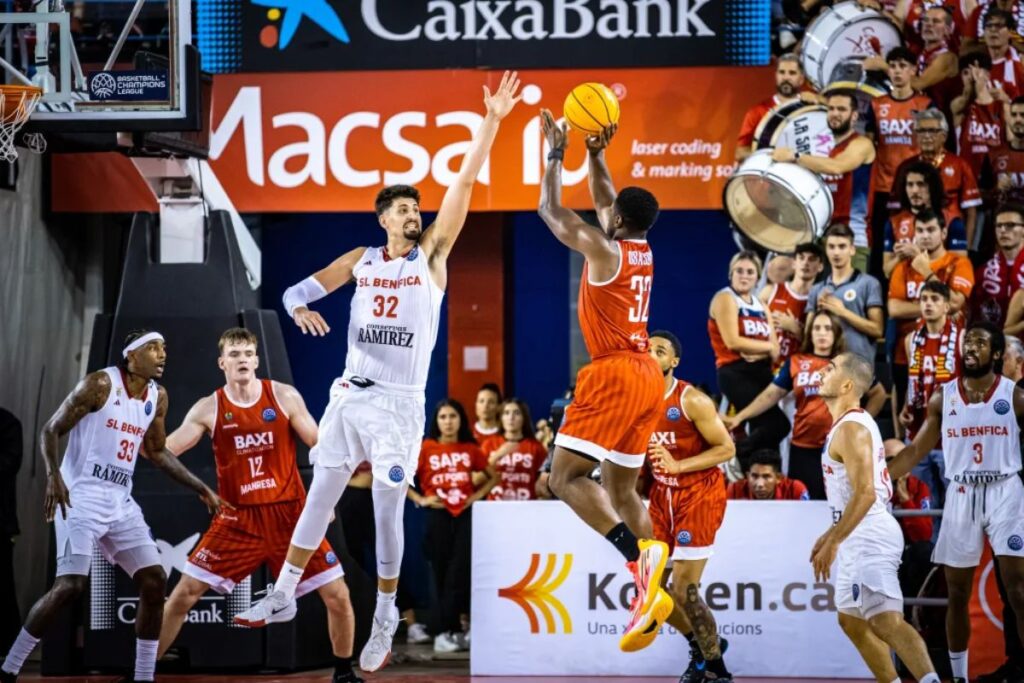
[578,240,653,357]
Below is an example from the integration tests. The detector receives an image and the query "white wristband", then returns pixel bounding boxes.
[282,276,328,318]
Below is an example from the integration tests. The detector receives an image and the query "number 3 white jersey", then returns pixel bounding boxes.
[60,367,158,522]
[822,409,893,524]
[941,377,1021,483]
[346,245,444,390]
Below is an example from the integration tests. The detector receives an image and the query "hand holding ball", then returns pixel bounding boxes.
[563,82,620,136]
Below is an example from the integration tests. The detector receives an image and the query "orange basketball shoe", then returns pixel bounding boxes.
[619,538,673,652]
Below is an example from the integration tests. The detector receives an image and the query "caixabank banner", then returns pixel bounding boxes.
[197,0,769,74]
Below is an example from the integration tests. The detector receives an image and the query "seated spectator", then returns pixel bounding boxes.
[410,399,493,652]
[883,440,934,604]
[472,383,502,443]
[482,399,547,501]
[759,242,825,370]
[974,203,1024,325]
[952,51,1008,180]
[989,97,1024,206]
[727,449,810,500]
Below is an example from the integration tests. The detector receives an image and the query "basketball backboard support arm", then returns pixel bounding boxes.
[0,11,72,103]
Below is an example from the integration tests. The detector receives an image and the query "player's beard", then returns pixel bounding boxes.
[403,223,421,240]
[961,357,993,378]
[777,81,797,97]
[829,118,853,136]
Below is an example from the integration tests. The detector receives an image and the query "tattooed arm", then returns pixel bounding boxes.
[142,386,230,515]
[40,371,111,522]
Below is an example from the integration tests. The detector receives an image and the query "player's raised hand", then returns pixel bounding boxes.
[540,109,569,152]
[44,471,71,522]
[483,70,523,121]
[200,486,235,516]
[294,307,331,337]
[585,123,617,154]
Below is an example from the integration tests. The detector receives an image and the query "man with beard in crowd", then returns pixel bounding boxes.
[735,54,816,162]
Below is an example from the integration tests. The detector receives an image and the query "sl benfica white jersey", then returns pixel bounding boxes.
[345,245,444,391]
[941,377,1021,483]
[822,409,893,525]
[60,367,158,520]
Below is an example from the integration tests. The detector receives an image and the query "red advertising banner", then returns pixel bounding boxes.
[205,67,773,213]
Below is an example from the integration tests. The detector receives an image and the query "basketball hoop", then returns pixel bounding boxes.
[0,84,43,162]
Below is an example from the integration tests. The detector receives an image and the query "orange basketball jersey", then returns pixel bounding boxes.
[212,380,305,507]
[579,240,653,358]
[870,93,931,194]
[647,379,721,490]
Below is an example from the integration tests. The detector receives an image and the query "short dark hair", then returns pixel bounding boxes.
[966,321,1006,373]
[1012,95,1024,107]
[823,223,855,243]
[961,50,993,71]
[749,449,783,474]
[650,330,682,358]
[985,6,1015,27]
[374,185,420,216]
[615,187,660,231]
[915,207,946,229]
[478,382,503,401]
[794,241,825,261]
[996,202,1024,222]
[920,280,951,300]
[428,399,476,444]
[826,90,857,109]
[886,46,918,65]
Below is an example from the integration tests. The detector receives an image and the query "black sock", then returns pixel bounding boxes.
[705,652,729,677]
[334,656,353,676]
[605,522,640,562]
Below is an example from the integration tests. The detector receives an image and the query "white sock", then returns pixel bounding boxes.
[949,650,968,680]
[1,628,40,674]
[274,561,304,600]
[133,638,158,681]
[374,589,397,621]
[920,673,941,683]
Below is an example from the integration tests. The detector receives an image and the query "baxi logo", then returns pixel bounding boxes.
[498,553,573,634]
[251,0,350,49]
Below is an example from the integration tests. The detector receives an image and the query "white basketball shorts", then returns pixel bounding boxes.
[54,496,159,578]
[835,513,904,620]
[934,475,1024,568]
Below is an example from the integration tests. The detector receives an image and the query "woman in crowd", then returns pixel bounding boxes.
[472,383,503,443]
[482,399,547,501]
[410,399,494,652]
[708,250,790,467]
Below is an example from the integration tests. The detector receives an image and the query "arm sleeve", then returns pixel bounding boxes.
[865,274,884,308]
[959,160,983,208]
[772,357,795,390]
[281,275,328,317]
[950,256,975,296]
[947,218,968,251]
[888,266,905,299]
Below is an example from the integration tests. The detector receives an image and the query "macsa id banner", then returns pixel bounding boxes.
[207,67,772,213]
[471,500,872,678]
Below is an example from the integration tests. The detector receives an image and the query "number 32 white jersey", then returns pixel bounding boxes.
[941,377,1021,483]
[346,245,444,390]
[60,367,158,521]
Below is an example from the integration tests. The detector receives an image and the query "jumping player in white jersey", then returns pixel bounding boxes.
[813,352,940,683]
[889,321,1024,683]
[233,72,522,672]
[0,331,226,683]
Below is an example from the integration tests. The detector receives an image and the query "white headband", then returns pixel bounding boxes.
[122,332,165,358]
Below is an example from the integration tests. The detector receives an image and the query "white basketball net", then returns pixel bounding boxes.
[0,86,42,162]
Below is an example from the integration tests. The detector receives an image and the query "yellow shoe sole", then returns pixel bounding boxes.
[619,587,674,653]
[636,539,670,615]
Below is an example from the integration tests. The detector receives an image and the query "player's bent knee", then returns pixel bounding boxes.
[866,612,901,640]
[319,579,351,612]
[134,566,168,602]
[169,576,209,606]
[51,575,88,603]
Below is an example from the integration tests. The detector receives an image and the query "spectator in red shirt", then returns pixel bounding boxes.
[481,399,547,501]
[952,51,1010,180]
[472,383,502,443]
[884,439,934,605]
[735,54,814,161]
[726,450,810,500]
[411,399,494,652]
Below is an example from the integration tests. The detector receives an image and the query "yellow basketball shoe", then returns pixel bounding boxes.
[619,539,672,652]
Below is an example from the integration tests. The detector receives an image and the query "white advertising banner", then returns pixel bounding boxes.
[471,500,874,678]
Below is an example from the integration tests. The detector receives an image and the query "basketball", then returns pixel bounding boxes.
[563,82,620,135]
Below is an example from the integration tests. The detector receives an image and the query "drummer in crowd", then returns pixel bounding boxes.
[890,109,981,249]
[735,54,818,162]
[772,91,876,270]
[980,8,1024,98]
[863,46,935,277]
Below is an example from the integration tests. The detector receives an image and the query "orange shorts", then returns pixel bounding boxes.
[649,472,727,561]
[554,352,662,467]
[183,499,343,597]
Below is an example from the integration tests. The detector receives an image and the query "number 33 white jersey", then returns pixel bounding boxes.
[346,245,444,390]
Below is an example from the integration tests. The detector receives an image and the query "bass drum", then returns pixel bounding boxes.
[800,1,903,92]
[723,149,834,254]
[753,102,834,157]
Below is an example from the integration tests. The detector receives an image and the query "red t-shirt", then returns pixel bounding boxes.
[727,477,810,500]
[472,422,500,445]
[764,282,809,371]
[989,143,1024,205]
[416,439,488,516]
[737,95,784,148]
[772,354,833,449]
[870,92,933,194]
[957,100,1005,178]
[890,475,934,543]
[481,435,547,501]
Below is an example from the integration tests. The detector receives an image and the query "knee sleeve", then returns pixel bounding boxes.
[292,464,353,550]
[372,478,408,580]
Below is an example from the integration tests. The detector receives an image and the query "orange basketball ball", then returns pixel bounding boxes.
[563,83,620,135]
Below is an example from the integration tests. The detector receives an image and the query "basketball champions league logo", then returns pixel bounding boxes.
[498,553,574,634]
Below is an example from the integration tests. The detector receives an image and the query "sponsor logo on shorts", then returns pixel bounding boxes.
[263,408,277,422]
[666,406,682,421]
[1010,535,1024,551]
[852,583,860,601]
[677,530,692,546]
[389,466,405,483]
[145,401,153,416]
[325,551,338,565]
[995,399,1011,415]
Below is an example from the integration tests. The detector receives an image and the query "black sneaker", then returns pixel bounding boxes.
[333,672,365,683]
[679,640,705,683]
[702,637,733,683]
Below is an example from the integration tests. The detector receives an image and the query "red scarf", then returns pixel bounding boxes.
[974,247,1024,324]
[908,317,960,412]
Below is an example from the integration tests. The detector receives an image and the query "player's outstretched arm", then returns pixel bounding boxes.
[585,123,618,235]
[421,70,522,263]
[40,371,111,521]
[273,381,319,449]
[165,394,214,457]
[537,109,617,266]
[142,387,231,515]
[887,389,943,479]
[282,246,367,337]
